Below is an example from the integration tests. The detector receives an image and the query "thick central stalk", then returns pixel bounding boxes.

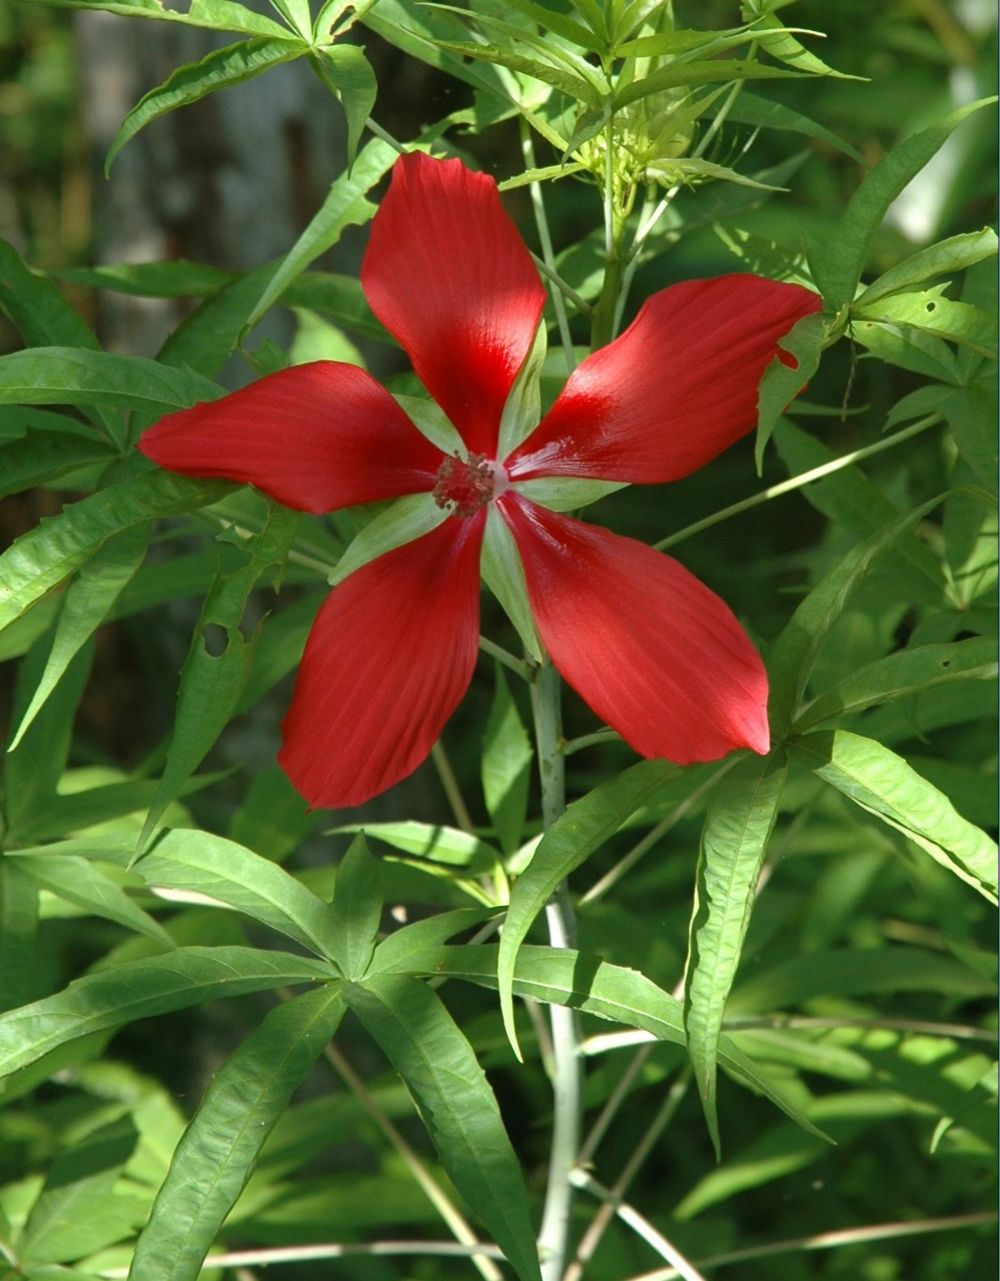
[531,661,581,1281]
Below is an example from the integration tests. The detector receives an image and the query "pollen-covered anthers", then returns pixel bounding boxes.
[433,451,506,517]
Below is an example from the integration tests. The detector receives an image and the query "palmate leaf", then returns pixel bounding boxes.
[856,288,998,360]
[0,430,117,499]
[793,730,998,903]
[241,136,399,335]
[0,947,331,1082]
[739,8,858,79]
[615,59,808,110]
[334,820,501,871]
[811,96,997,313]
[0,347,222,413]
[329,834,381,980]
[17,1115,140,1266]
[387,944,825,1137]
[3,638,94,842]
[106,37,307,174]
[137,502,301,849]
[0,861,39,1013]
[685,753,788,1155]
[10,852,173,947]
[754,311,824,471]
[721,92,863,162]
[498,759,679,1056]
[9,523,150,750]
[33,0,291,38]
[0,471,232,634]
[482,667,534,857]
[125,828,339,957]
[0,239,124,446]
[941,382,999,495]
[312,44,378,166]
[431,39,604,107]
[344,973,542,1281]
[794,636,998,731]
[767,492,947,740]
[856,227,999,306]
[128,986,345,1281]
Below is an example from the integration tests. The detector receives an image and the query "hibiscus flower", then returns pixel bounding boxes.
[140,152,821,808]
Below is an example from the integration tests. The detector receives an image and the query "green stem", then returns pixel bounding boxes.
[530,661,582,1281]
[655,414,943,552]
[521,119,577,373]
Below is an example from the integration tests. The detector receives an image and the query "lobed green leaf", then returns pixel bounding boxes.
[345,974,541,1281]
[0,947,331,1083]
[330,834,382,979]
[685,754,788,1154]
[128,986,345,1281]
[793,730,998,902]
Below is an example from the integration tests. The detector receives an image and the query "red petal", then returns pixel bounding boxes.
[501,496,769,762]
[361,153,546,458]
[139,361,443,513]
[278,514,484,808]
[507,276,822,483]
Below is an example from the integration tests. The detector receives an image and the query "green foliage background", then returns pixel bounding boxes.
[0,2,996,1280]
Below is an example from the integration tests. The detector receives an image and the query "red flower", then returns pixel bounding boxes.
[140,152,821,808]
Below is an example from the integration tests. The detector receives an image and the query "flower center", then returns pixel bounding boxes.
[433,452,507,518]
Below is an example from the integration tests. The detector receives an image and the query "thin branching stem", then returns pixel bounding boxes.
[531,660,583,1281]
[571,1169,708,1281]
[430,740,476,834]
[655,414,943,551]
[521,119,577,372]
[625,1211,997,1281]
[567,1068,693,1281]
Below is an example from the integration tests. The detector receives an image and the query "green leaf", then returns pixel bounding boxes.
[728,945,996,1013]
[770,418,945,601]
[282,270,389,342]
[54,259,234,298]
[0,471,231,635]
[392,944,826,1137]
[11,852,173,946]
[615,60,807,110]
[811,97,997,311]
[106,37,306,174]
[330,834,381,979]
[331,493,449,586]
[855,287,997,359]
[0,947,330,1082]
[37,0,291,38]
[129,829,338,956]
[942,382,998,494]
[138,503,301,848]
[344,974,541,1281]
[313,45,378,166]
[18,1116,139,1265]
[0,430,117,499]
[0,861,39,1013]
[741,9,857,78]
[0,347,222,412]
[370,907,493,976]
[793,730,998,902]
[9,524,150,749]
[499,759,676,1055]
[721,92,863,162]
[242,137,399,335]
[432,39,603,107]
[335,821,500,872]
[767,493,946,740]
[685,753,787,1155]
[482,668,533,857]
[794,636,998,731]
[128,986,345,1281]
[754,310,824,472]
[856,227,999,306]
[0,239,123,445]
[481,507,542,662]
[3,638,94,841]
